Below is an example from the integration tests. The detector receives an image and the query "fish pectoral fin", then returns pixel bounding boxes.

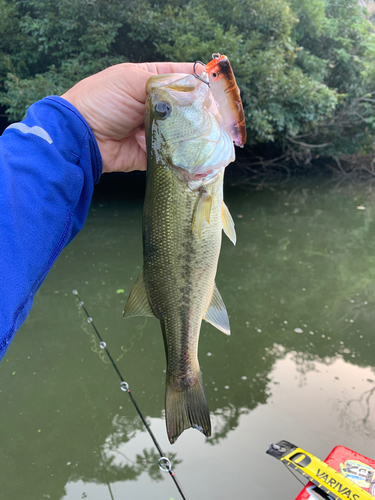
[221,201,236,245]
[123,269,155,318]
[192,191,212,239]
[203,284,230,335]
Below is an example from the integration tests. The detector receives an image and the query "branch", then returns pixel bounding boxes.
[287,136,332,148]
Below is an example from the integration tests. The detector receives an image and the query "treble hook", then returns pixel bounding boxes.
[193,60,210,85]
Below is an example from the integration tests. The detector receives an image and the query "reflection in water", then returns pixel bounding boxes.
[335,383,375,439]
[268,353,375,445]
[209,404,249,445]
[2,175,375,499]
[103,415,181,481]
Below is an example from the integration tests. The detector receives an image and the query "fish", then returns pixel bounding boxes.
[205,53,247,148]
[124,72,237,444]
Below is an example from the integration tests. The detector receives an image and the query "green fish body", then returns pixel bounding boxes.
[124,73,236,443]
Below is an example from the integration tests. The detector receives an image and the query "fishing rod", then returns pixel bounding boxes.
[72,290,189,500]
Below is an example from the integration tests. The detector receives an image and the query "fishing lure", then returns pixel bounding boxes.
[194,53,247,148]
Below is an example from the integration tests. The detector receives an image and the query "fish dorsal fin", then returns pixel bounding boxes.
[221,201,236,245]
[192,191,212,239]
[123,269,155,318]
[203,284,230,335]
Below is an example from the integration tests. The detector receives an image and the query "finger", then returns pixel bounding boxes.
[138,62,194,75]
[135,129,146,153]
[124,63,195,106]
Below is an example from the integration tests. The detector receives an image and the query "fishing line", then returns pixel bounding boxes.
[116,321,145,363]
[72,290,189,500]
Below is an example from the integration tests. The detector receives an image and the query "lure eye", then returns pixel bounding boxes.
[155,101,171,118]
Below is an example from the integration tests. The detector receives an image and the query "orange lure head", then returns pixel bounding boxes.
[205,53,233,85]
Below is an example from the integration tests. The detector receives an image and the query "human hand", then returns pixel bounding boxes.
[62,62,194,173]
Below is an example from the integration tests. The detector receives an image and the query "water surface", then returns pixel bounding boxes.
[1,173,375,500]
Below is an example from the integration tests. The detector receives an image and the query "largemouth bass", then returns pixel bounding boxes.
[124,72,237,443]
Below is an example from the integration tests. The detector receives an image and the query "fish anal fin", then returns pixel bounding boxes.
[203,284,230,335]
[123,269,155,318]
[221,201,236,245]
[165,371,211,444]
[192,191,212,240]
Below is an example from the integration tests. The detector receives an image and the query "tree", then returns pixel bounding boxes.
[289,0,375,158]
[0,0,374,165]
[0,0,126,119]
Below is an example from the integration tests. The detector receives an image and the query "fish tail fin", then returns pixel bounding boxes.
[165,371,211,444]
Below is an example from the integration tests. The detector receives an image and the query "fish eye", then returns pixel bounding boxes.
[212,72,217,78]
[155,101,171,118]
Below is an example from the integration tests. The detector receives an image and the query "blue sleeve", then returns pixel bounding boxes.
[0,96,102,361]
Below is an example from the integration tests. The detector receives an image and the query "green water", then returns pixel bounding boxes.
[1,172,375,500]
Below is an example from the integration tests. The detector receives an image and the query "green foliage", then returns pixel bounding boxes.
[0,0,375,160]
[0,0,125,119]
[114,0,339,144]
[290,0,375,157]
[1,57,121,120]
